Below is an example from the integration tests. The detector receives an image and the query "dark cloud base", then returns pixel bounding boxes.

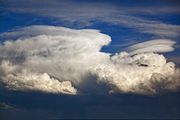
[0,89,180,119]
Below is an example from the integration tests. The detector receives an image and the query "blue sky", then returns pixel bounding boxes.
[0,0,180,119]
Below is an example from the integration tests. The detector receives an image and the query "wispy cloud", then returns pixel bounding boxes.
[1,0,180,38]
[127,39,176,55]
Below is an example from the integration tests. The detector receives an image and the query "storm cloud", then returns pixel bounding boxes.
[0,25,179,95]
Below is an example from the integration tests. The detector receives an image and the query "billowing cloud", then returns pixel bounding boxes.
[0,61,77,94]
[0,25,111,94]
[0,25,179,95]
[95,52,180,94]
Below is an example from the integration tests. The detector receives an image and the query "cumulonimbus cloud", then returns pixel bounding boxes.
[0,25,179,95]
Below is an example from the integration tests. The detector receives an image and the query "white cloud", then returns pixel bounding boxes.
[0,61,77,94]
[0,25,180,95]
[0,25,111,94]
[96,52,180,94]
[127,39,176,55]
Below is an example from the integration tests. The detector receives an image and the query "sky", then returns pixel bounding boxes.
[0,0,180,119]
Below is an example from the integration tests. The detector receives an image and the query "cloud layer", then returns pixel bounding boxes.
[0,25,179,95]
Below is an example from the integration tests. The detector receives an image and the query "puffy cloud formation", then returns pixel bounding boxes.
[0,25,179,95]
[0,25,110,94]
[0,61,77,94]
[95,52,180,94]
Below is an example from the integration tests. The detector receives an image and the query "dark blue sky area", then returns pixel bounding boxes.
[1,89,180,119]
